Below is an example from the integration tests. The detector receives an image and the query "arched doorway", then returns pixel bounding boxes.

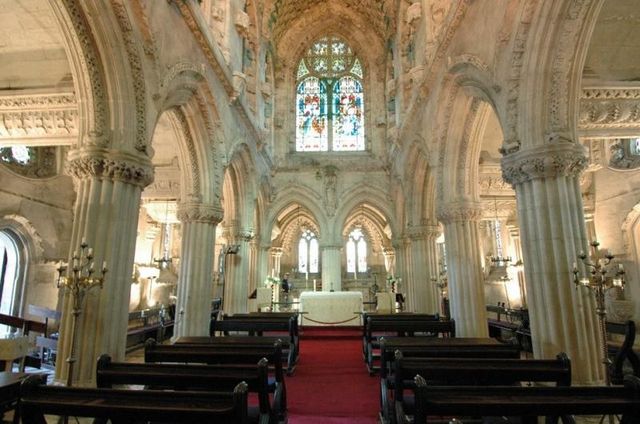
[0,229,26,317]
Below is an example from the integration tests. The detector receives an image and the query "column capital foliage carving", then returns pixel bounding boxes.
[501,141,587,187]
[436,201,483,224]
[405,225,440,241]
[66,148,153,188]
[177,202,224,224]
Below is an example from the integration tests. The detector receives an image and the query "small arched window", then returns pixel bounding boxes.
[298,229,319,274]
[296,36,365,152]
[0,230,25,316]
[346,228,367,274]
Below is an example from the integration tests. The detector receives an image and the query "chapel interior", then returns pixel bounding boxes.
[1,0,640,422]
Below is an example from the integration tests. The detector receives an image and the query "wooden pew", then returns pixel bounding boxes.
[175,335,296,375]
[608,320,640,385]
[377,338,520,424]
[0,313,47,371]
[410,374,640,424]
[365,319,456,374]
[126,306,173,352]
[361,313,439,359]
[214,314,299,370]
[391,352,571,424]
[19,374,249,424]
[144,338,287,416]
[96,354,275,424]
[27,305,60,367]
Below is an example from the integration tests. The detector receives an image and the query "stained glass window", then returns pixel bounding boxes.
[299,229,319,274]
[346,228,367,274]
[295,36,364,152]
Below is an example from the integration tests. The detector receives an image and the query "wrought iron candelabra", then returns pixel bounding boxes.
[56,239,107,387]
[572,240,626,386]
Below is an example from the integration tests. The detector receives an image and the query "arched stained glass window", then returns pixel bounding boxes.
[296,36,365,152]
[346,228,367,274]
[298,229,319,274]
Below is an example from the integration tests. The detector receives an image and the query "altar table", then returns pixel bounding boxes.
[299,291,363,326]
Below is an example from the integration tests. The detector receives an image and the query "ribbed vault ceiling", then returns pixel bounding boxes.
[265,0,396,43]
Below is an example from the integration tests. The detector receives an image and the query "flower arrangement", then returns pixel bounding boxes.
[264,276,280,287]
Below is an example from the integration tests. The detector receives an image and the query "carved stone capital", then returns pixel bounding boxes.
[237,228,255,242]
[66,148,154,188]
[177,202,224,225]
[501,142,587,187]
[436,201,483,224]
[405,225,441,241]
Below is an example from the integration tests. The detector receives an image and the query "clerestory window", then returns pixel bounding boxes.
[296,36,365,152]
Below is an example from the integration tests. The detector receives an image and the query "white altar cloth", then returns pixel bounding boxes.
[299,291,363,326]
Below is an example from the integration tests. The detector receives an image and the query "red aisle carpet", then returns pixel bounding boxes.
[287,327,379,424]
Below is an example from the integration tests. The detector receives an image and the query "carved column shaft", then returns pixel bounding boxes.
[55,150,153,386]
[502,143,601,383]
[407,226,441,314]
[224,227,254,314]
[173,203,222,339]
[321,245,342,291]
[438,203,488,337]
[398,238,414,310]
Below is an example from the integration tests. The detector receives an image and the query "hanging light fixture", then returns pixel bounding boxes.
[154,200,173,270]
[488,197,511,268]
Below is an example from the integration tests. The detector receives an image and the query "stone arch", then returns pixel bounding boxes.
[0,215,45,316]
[334,189,396,243]
[404,141,437,227]
[433,61,503,204]
[275,204,322,253]
[342,204,392,253]
[224,143,258,230]
[503,0,604,150]
[48,1,151,153]
[156,65,226,207]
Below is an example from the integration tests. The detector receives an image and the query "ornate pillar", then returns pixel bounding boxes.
[247,236,260,296]
[224,226,255,314]
[55,148,153,386]
[506,223,527,308]
[407,225,441,314]
[437,202,489,337]
[321,244,342,291]
[173,202,222,339]
[502,142,601,383]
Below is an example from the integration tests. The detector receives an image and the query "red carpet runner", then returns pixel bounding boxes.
[287,327,379,424]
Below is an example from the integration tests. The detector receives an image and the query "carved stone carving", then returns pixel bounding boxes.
[406,2,422,25]
[0,94,78,142]
[609,139,640,170]
[406,224,440,240]
[177,202,223,225]
[235,10,251,39]
[436,201,483,224]
[323,165,338,217]
[66,150,154,188]
[579,88,640,129]
[501,142,587,186]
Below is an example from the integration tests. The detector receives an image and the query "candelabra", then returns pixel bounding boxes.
[56,239,107,387]
[572,240,626,387]
[431,262,449,319]
[488,253,512,268]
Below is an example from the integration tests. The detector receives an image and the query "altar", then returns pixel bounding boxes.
[298,291,363,326]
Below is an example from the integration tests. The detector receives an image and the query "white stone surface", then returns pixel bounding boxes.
[299,291,362,326]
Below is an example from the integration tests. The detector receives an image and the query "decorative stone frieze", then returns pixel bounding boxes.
[579,88,640,130]
[66,149,153,188]
[177,202,224,225]
[405,224,440,240]
[0,93,78,143]
[436,201,483,224]
[501,142,587,187]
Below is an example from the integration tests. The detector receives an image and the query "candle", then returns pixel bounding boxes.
[81,236,87,245]
[102,261,108,272]
[87,248,94,258]
[313,279,317,292]
[572,262,577,271]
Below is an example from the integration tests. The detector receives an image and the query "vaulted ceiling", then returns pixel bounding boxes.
[263,0,397,44]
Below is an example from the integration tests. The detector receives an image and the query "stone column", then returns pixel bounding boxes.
[173,202,222,339]
[507,223,527,308]
[321,244,342,291]
[224,227,254,314]
[55,148,153,386]
[383,248,396,276]
[247,236,259,295]
[407,225,441,314]
[269,247,283,277]
[437,202,489,337]
[502,142,601,383]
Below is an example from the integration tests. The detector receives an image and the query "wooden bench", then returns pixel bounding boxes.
[361,313,440,359]
[96,354,275,424]
[125,306,174,352]
[391,352,571,424]
[19,374,249,424]
[214,314,299,369]
[378,337,521,382]
[175,335,296,375]
[608,320,640,385]
[144,338,287,416]
[27,305,60,367]
[409,375,640,424]
[365,320,456,374]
